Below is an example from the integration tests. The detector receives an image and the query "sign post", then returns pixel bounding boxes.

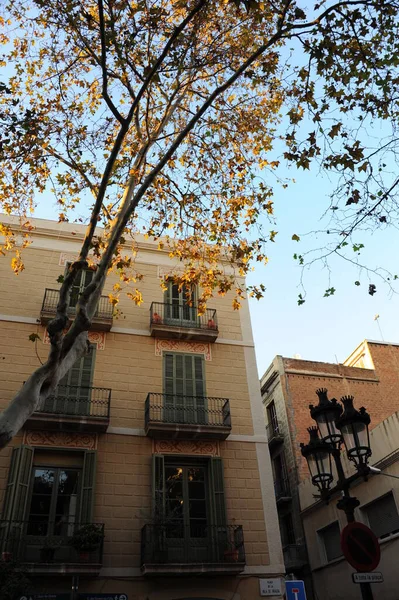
[341,521,380,600]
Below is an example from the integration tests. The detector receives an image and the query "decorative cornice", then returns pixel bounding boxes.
[155,338,211,361]
[24,430,97,449]
[154,440,219,456]
[59,252,99,266]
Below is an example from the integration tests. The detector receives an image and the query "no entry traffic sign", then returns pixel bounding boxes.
[341,521,380,572]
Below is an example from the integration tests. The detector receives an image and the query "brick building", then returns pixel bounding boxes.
[0,215,284,599]
[260,340,399,597]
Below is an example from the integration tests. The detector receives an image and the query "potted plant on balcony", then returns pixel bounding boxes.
[152,312,163,324]
[39,537,59,563]
[207,318,216,329]
[69,524,104,562]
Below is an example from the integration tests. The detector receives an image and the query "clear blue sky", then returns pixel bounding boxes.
[247,164,399,378]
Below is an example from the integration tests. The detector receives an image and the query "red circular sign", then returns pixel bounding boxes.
[341,522,380,572]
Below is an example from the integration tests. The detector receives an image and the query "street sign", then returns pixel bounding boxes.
[260,578,283,596]
[285,580,307,600]
[78,595,128,600]
[352,572,384,584]
[341,522,381,572]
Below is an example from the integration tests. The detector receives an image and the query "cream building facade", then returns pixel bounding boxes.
[0,215,284,599]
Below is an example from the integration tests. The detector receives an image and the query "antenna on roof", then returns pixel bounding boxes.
[374,314,385,342]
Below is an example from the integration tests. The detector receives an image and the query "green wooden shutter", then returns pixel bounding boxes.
[210,457,227,527]
[152,455,165,519]
[2,446,34,522]
[79,450,97,524]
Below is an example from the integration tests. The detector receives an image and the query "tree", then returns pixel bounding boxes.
[0,0,398,447]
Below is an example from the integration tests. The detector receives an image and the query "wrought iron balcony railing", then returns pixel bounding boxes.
[283,543,308,570]
[27,385,111,432]
[145,393,231,440]
[0,521,104,566]
[266,422,284,446]
[41,288,113,330]
[37,385,111,418]
[275,478,291,501]
[141,523,245,570]
[150,302,218,341]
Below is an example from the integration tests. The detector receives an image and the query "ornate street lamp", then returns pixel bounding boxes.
[336,395,371,470]
[300,426,334,494]
[310,388,343,448]
[301,390,374,600]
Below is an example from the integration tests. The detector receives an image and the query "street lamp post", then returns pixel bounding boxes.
[301,389,374,600]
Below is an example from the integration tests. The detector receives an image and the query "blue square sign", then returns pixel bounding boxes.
[285,580,307,600]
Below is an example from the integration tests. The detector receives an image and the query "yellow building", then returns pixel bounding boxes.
[0,215,284,600]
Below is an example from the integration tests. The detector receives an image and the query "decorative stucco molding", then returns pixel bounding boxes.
[59,252,99,266]
[24,431,97,450]
[155,338,211,361]
[157,266,185,279]
[43,329,105,350]
[154,440,219,456]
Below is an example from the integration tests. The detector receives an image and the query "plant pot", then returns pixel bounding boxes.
[207,319,216,329]
[40,547,56,563]
[224,548,239,562]
[2,551,12,562]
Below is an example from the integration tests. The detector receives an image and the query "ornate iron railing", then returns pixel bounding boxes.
[275,478,291,500]
[145,393,231,428]
[41,288,113,322]
[0,521,104,564]
[266,422,283,442]
[35,385,111,419]
[150,302,218,331]
[141,523,245,565]
[283,543,307,569]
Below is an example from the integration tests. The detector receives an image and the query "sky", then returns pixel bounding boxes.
[247,165,399,378]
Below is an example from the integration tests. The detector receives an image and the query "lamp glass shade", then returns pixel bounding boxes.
[316,409,342,446]
[307,448,333,491]
[341,421,370,460]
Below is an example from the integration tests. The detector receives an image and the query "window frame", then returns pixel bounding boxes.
[317,520,343,564]
[361,491,399,540]
[26,464,83,536]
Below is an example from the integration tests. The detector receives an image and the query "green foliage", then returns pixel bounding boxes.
[69,524,104,552]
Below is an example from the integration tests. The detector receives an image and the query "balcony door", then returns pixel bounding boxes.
[163,353,206,424]
[165,463,209,562]
[27,467,81,537]
[164,282,197,326]
[267,401,279,434]
[69,266,95,310]
[43,345,95,416]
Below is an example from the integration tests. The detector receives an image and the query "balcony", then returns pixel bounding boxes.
[150,302,218,342]
[266,422,284,449]
[26,385,111,432]
[275,479,292,506]
[283,543,308,572]
[0,521,104,575]
[141,523,245,575]
[145,393,231,440]
[40,288,113,331]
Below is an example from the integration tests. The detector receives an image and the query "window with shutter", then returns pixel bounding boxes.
[151,456,227,563]
[164,282,197,324]
[163,353,206,423]
[364,492,399,539]
[68,265,95,309]
[318,521,342,562]
[45,345,96,415]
